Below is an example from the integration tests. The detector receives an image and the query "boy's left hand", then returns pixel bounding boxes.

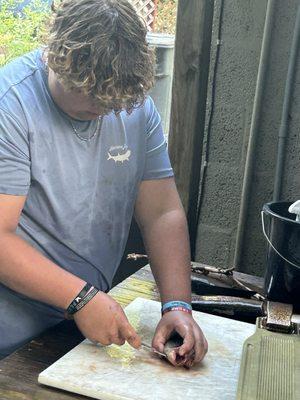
[151,311,208,367]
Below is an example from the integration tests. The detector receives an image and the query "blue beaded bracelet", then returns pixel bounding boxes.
[162,301,192,313]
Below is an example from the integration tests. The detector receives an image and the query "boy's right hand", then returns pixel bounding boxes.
[73,291,141,348]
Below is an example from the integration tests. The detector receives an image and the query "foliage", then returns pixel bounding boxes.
[0,0,178,67]
[155,0,177,35]
[157,0,177,4]
[0,0,49,66]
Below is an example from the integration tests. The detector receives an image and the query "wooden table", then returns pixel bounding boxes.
[0,264,263,400]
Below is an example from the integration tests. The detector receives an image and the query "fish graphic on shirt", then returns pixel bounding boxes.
[107,149,131,163]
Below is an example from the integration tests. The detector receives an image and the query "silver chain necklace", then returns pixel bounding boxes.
[42,52,104,142]
[69,116,103,142]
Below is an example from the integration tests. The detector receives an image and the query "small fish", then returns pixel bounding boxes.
[142,334,194,368]
[107,149,131,163]
[164,333,195,368]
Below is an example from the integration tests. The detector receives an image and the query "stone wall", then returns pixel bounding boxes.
[195,0,300,276]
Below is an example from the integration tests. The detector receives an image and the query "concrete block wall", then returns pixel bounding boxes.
[195,0,300,276]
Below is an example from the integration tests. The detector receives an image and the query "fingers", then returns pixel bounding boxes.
[185,355,195,369]
[110,335,126,346]
[179,326,208,367]
[118,319,141,349]
[152,322,173,353]
[173,320,208,366]
[74,292,141,348]
[193,328,208,363]
[92,331,130,347]
[175,323,195,357]
[165,349,184,366]
[110,304,141,348]
[151,313,208,368]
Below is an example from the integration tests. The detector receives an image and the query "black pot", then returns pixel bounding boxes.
[262,201,300,311]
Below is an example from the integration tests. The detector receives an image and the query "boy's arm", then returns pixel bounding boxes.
[0,193,140,348]
[134,177,208,366]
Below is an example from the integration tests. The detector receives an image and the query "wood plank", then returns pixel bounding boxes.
[110,266,159,306]
[168,0,214,254]
[0,321,87,400]
[192,261,264,292]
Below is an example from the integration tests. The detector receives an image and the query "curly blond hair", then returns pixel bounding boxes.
[47,0,155,113]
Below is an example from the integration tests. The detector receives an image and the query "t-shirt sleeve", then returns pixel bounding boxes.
[0,107,31,195]
[142,96,174,181]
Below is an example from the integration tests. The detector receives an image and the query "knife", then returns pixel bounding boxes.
[140,342,167,358]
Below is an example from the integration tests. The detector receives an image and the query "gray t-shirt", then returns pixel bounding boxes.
[0,49,173,292]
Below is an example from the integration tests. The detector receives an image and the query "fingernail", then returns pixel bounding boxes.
[156,345,164,353]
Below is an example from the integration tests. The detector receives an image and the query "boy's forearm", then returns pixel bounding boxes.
[0,231,85,310]
[140,209,192,304]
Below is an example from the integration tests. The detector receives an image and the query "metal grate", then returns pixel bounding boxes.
[129,0,158,31]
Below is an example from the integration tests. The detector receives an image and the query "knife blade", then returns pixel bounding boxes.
[140,342,167,358]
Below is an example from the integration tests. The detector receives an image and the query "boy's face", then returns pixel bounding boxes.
[48,69,112,121]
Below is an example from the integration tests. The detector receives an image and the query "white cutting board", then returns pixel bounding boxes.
[38,297,255,400]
